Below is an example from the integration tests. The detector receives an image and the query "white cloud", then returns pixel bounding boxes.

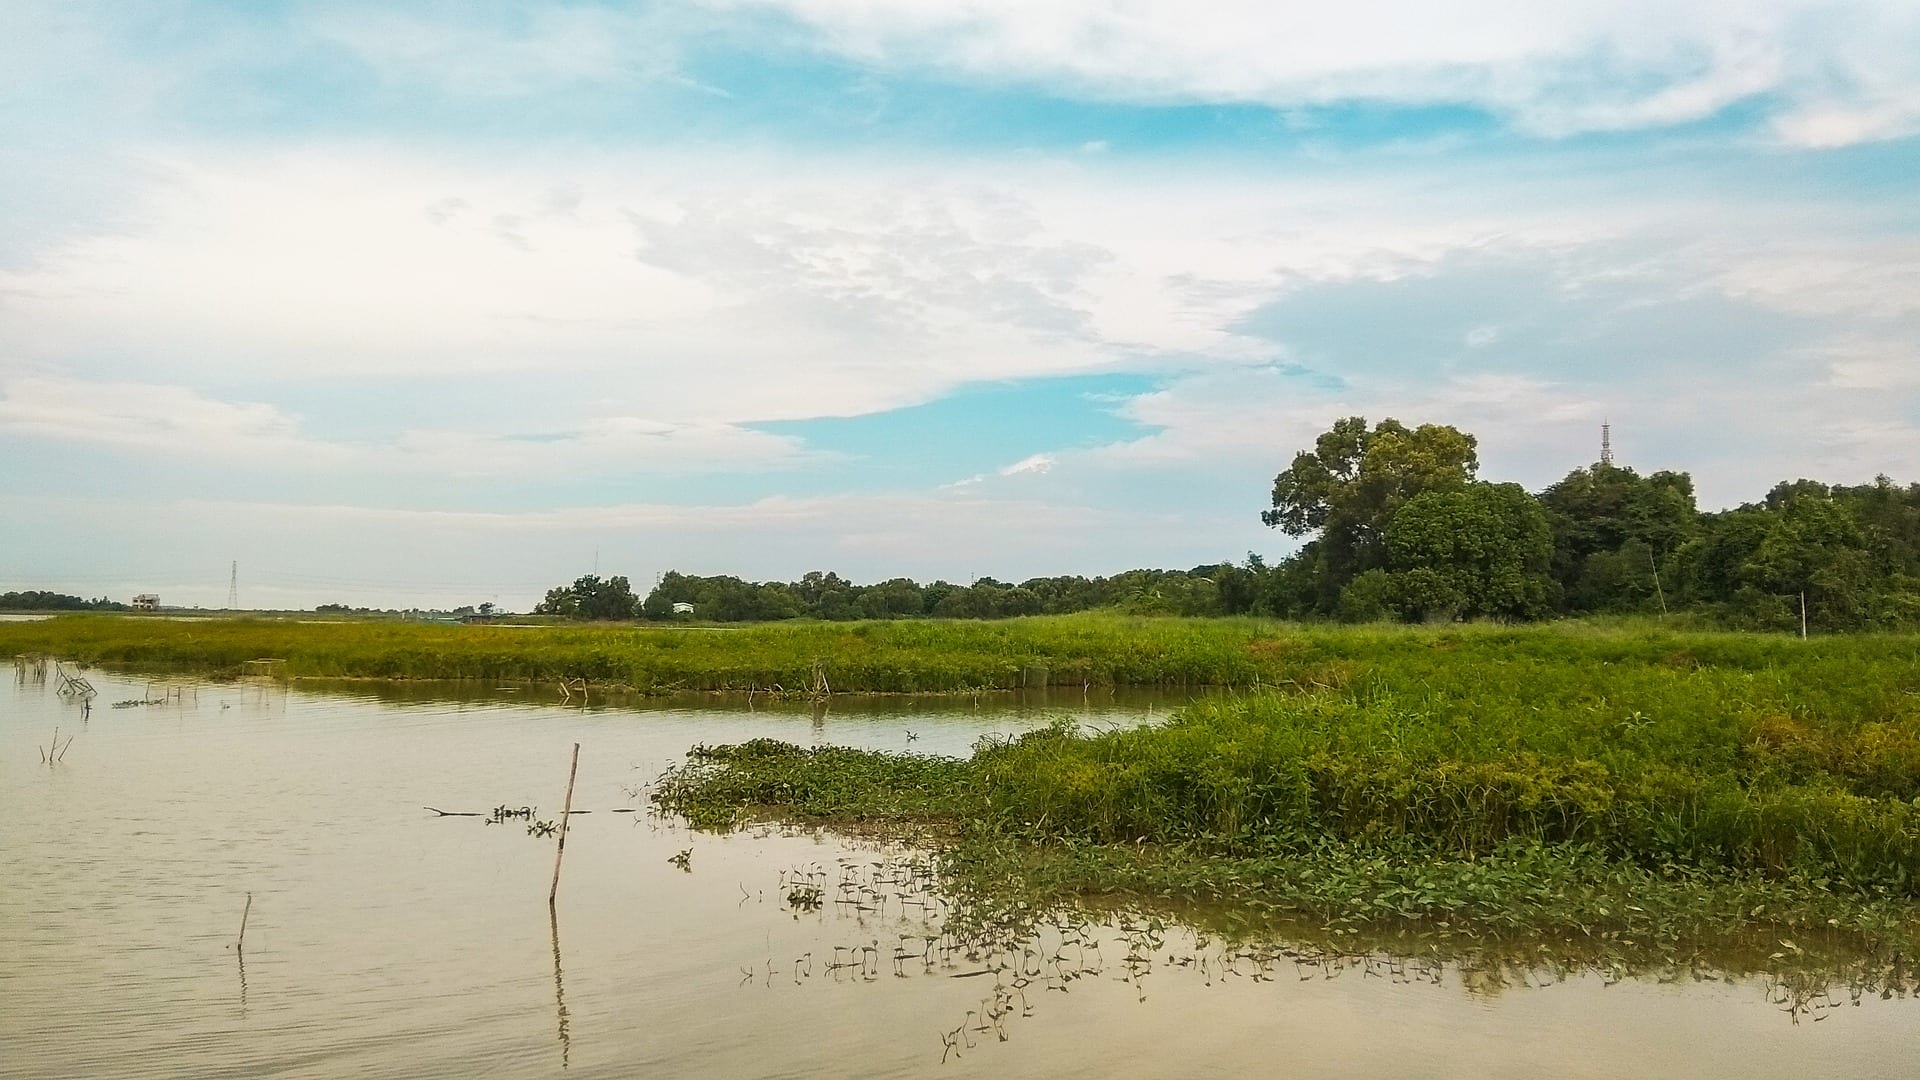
[721,0,1920,144]
[1820,337,1920,391]
[0,376,343,462]
[999,452,1056,476]
[0,149,1148,424]
[0,375,818,477]
[391,417,822,478]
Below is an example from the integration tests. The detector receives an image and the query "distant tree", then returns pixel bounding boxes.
[535,575,640,620]
[640,572,802,621]
[1262,417,1479,612]
[0,591,129,612]
[857,578,926,619]
[1383,482,1556,621]
[1539,463,1697,612]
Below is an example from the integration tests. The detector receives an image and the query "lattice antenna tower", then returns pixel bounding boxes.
[1600,420,1614,466]
[227,561,238,610]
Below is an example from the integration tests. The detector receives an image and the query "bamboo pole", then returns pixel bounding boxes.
[549,743,581,905]
[237,892,252,951]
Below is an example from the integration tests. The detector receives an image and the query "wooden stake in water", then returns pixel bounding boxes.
[237,892,252,951]
[549,743,580,906]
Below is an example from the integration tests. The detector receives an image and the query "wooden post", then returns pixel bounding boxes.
[549,743,581,906]
[1800,592,1809,640]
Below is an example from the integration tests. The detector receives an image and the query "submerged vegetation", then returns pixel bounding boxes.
[652,626,1920,958]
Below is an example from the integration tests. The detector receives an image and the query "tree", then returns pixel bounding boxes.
[535,575,640,620]
[857,578,926,619]
[1742,491,1874,629]
[1384,481,1556,620]
[1261,417,1479,611]
[1539,463,1697,612]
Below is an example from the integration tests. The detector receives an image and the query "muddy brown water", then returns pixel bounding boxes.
[4,669,1918,1078]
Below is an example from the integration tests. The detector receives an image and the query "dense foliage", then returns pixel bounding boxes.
[1258,418,1920,630]
[635,568,1239,623]
[0,591,128,612]
[533,574,643,620]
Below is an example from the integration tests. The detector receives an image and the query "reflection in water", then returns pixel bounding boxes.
[727,848,1920,1067]
[235,943,249,1018]
[550,904,571,1069]
[234,892,252,1017]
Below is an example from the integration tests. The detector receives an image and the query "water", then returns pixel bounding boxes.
[4,668,1918,1078]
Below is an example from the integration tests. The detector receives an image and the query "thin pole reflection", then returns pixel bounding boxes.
[550,903,571,1069]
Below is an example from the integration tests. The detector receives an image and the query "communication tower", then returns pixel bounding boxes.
[227,561,238,610]
[1600,421,1614,466]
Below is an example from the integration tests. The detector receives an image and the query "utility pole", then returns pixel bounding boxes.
[1648,548,1668,618]
[227,561,239,610]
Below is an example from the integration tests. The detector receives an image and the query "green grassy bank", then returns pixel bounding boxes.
[1,612,1297,690]
[8,611,1919,696]
[651,621,1920,957]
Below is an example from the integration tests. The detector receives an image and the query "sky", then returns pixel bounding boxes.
[3,1,1918,610]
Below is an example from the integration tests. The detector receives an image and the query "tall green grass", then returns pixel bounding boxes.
[0,612,1353,690]
[12,612,1920,698]
[649,620,1920,907]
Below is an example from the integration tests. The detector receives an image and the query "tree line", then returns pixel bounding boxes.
[533,565,1240,623]
[531,416,1920,632]
[0,591,129,612]
[1256,417,1920,631]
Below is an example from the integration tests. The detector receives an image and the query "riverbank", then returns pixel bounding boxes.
[6,612,1916,695]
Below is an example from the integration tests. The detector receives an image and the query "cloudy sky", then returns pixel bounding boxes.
[3,2,1918,609]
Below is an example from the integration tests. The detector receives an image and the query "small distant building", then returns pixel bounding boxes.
[671,602,695,616]
[132,593,159,611]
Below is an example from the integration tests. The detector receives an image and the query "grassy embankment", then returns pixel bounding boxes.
[0,612,1334,691]
[651,621,1920,969]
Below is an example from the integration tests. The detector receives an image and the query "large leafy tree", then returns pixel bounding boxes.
[1262,417,1479,610]
[1538,463,1698,612]
[1384,482,1556,620]
[535,574,641,620]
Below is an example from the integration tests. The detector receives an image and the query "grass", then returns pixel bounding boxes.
[0,612,1299,691]
[9,610,1920,696]
[646,619,1920,961]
